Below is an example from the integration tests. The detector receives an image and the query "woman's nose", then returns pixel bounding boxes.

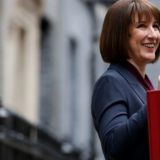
[147,27,159,39]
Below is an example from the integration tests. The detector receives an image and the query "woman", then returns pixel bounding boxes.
[91,0,160,160]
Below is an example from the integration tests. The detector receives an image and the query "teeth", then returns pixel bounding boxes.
[144,44,155,48]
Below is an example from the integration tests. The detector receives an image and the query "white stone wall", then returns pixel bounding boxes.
[1,0,42,124]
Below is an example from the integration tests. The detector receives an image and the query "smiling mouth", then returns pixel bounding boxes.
[143,43,156,48]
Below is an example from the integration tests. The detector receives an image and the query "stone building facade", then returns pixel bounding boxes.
[1,0,42,123]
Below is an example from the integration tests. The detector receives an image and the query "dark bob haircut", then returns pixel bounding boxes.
[100,0,160,63]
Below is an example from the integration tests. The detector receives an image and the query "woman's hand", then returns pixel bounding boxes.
[158,75,160,90]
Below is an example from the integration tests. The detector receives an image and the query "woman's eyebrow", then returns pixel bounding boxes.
[134,20,146,25]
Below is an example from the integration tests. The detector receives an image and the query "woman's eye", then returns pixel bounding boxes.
[153,24,160,30]
[137,23,146,28]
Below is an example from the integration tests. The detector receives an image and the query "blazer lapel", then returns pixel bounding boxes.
[109,63,146,104]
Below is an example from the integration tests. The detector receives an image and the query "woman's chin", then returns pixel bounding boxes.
[145,57,156,63]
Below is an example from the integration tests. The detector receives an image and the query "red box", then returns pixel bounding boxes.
[147,90,160,160]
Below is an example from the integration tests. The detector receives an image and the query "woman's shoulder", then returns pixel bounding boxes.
[95,63,126,87]
[95,62,138,87]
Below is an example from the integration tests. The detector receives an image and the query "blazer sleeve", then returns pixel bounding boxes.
[91,73,147,159]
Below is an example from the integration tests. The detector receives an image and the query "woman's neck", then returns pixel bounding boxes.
[127,59,146,78]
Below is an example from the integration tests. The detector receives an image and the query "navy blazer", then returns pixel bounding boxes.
[91,63,149,160]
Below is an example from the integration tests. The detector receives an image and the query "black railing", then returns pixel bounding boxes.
[0,106,80,160]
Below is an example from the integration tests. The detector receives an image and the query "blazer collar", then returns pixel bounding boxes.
[109,63,146,104]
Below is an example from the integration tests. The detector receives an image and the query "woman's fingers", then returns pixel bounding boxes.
[158,75,160,90]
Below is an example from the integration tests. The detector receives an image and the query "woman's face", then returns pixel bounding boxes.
[128,14,160,66]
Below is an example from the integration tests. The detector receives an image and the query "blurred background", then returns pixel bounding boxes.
[0,0,159,160]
